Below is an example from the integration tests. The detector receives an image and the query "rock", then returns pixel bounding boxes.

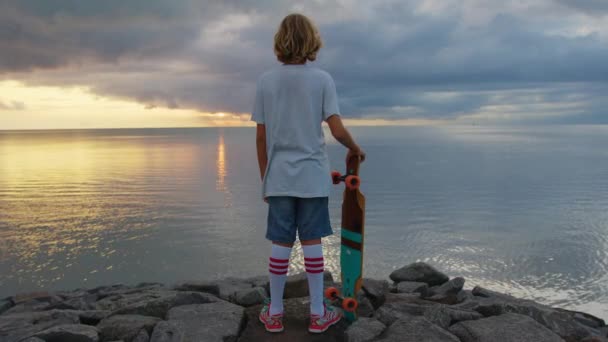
[378,316,461,342]
[75,310,111,325]
[443,306,484,324]
[0,310,80,342]
[233,286,267,307]
[0,298,13,315]
[97,315,161,342]
[87,284,131,298]
[471,286,518,301]
[19,338,45,342]
[108,291,218,318]
[171,281,220,297]
[395,281,429,297]
[375,302,420,326]
[33,324,99,342]
[449,313,565,342]
[150,321,183,342]
[389,262,449,286]
[345,317,386,342]
[474,299,595,340]
[284,271,333,299]
[423,305,453,329]
[581,336,608,342]
[426,277,465,304]
[361,278,389,309]
[132,329,150,342]
[356,293,375,318]
[239,297,347,341]
[3,291,65,315]
[166,301,245,342]
[384,292,436,306]
[555,308,606,329]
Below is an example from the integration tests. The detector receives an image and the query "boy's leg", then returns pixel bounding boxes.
[301,239,324,316]
[268,242,292,315]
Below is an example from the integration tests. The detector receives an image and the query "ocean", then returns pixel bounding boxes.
[1,125,607,319]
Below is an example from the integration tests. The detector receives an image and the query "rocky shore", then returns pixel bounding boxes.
[1,262,607,342]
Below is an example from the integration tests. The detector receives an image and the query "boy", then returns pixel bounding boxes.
[252,13,365,333]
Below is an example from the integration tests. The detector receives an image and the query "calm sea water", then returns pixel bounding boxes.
[1,126,607,319]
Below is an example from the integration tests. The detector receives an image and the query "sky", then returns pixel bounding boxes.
[0,0,607,129]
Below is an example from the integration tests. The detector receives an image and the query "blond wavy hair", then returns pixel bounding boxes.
[274,14,323,64]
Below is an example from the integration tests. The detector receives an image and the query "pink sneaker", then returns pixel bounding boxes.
[308,304,341,333]
[259,302,284,333]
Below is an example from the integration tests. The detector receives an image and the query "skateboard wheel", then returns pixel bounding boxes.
[325,287,339,300]
[331,171,342,185]
[345,175,360,190]
[342,298,358,312]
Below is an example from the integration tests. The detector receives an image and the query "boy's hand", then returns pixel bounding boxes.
[347,147,366,163]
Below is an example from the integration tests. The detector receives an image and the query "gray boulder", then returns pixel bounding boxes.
[345,317,386,342]
[166,301,245,342]
[108,291,218,318]
[378,316,461,342]
[132,329,150,342]
[150,321,183,342]
[426,277,465,304]
[449,313,565,342]
[33,324,99,342]
[375,303,421,326]
[97,315,161,342]
[472,292,595,340]
[389,262,449,286]
[3,291,65,315]
[233,286,267,307]
[171,281,220,297]
[361,278,389,309]
[396,281,429,297]
[0,310,80,342]
[19,338,45,342]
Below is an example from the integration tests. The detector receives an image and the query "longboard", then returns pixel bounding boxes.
[326,156,365,322]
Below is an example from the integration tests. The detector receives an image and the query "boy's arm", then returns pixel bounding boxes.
[256,124,268,180]
[326,115,366,161]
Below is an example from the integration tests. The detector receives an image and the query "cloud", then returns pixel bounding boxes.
[1,0,607,124]
[0,100,26,111]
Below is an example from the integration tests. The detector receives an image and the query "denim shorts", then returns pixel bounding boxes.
[266,196,333,244]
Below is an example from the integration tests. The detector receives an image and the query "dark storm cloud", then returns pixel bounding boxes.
[1,0,607,123]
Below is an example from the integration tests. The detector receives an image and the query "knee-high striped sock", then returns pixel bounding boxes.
[268,244,292,315]
[303,244,325,316]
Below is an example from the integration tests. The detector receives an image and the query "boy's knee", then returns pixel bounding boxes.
[300,239,322,246]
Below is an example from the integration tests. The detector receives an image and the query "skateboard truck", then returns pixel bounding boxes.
[324,287,358,312]
[331,171,361,190]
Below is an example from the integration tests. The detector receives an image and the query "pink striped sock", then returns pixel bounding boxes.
[268,245,291,315]
[303,244,324,316]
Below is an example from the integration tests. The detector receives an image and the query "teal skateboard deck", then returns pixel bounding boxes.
[330,156,365,322]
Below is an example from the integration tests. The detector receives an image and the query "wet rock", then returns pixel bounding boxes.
[449,312,565,342]
[581,336,608,342]
[395,281,429,297]
[284,271,333,299]
[97,315,160,342]
[555,308,606,329]
[132,329,150,342]
[389,262,449,286]
[361,278,389,309]
[75,310,111,325]
[423,305,453,329]
[0,310,80,342]
[378,316,461,342]
[234,287,268,307]
[106,291,218,318]
[166,301,245,342]
[33,323,99,342]
[149,321,183,342]
[345,317,386,342]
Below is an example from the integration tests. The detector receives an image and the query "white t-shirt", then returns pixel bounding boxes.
[251,64,340,198]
